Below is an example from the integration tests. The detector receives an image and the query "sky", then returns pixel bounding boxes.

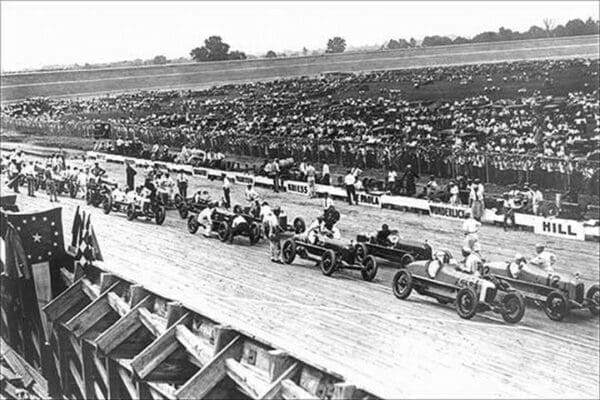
[1,1,598,71]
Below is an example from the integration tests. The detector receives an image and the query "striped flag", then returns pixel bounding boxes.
[72,209,103,265]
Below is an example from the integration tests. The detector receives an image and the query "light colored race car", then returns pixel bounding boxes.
[482,260,600,321]
[392,258,526,323]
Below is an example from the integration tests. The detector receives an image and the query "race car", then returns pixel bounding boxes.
[86,178,117,207]
[281,235,378,281]
[55,175,79,198]
[482,260,600,321]
[187,209,261,245]
[125,194,167,225]
[392,258,526,323]
[177,195,212,219]
[355,229,433,267]
[101,187,133,216]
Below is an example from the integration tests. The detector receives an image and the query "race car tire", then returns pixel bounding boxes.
[281,239,296,264]
[126,203,137,221]
[354,243,369,264]
[320,250,338,276]
[233,204,243,214]
[501,291,526,324]
[178,204,188,220]
[539,202,559,218]
[187,215,199,234]
[293,217,306,234]
[585,284,600,316]
[249,223,261,245]
[400,253,415,268]
[360,255,378,281]
[218,222,230,242]
[544,290,570,321]
[392,270,413,299]
[102,195,112,215]
[174,194,183,208]
[456,287,479,320]
[155,206,166,225]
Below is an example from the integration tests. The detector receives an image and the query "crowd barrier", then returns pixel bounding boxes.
[84,151,600,242]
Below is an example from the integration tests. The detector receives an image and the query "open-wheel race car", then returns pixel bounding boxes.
[124,197,167,225]
[56,176,79,198]
[233,203,307,238]
[177,196,211,219]
[482,260,600,321]
[101,188,133,216]
[355,229,433,268]
[187,209,261,245]
[86,178,117,207]
[281,235,378,281]
[392,258,526,323]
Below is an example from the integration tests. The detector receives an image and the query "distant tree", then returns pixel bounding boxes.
[387,38,411,49]
[564,18,587,36]
[190,46,210,62]
[543,18,555,37]
[153,55,168,65]
[472,31,500,43]
[409,37,417,47]
[421,35,453,47]
[227,50,247,60]
[583,17,600,35]
[326,36,346,53]
[453,36,470,44]
[526,25,546,39]
[302,47,308,56]
[265,50,277,58]
[204,36,230,60]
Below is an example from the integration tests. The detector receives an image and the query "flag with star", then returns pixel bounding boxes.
[4,208,65,266]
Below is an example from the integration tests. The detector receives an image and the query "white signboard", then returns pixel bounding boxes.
[428,203,472,220]
[285,181,310,196]
[533,217,585,241]
[355,192,382,208]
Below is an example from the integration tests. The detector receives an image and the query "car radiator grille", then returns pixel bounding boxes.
[575,283,585,304]
[485,288,497,303]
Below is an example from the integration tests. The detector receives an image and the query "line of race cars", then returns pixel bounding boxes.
[83,170,600,325]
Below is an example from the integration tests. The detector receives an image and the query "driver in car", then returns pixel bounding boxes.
[529,243,557,272]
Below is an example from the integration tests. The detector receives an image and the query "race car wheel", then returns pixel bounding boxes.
[218,222,230,242]
[585,284,600,316]
[293,217,306,234]
[281,239,296,264]
[178,204,188,220]
[174,194,183,208]
[155,206,166,225]
[360,255,378,281]
[249,223,261,245]
[126,203,137,221]
[544,290,570,321]
[540,202,559,218]
[392,270,413,299]
[233,204,243,214]
[354,243,369,264]
[456,287,479,320]
[501,292,526,324]
[187,215,199,234]
[102,195,112,214]
[320,250,338,276]
[400,253,415,268]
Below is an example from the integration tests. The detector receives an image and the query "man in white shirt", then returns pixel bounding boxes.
[197,203,216,237]
[23,161,36,197]
[321,163,330,185]
[530,243,556,271]
[264,207,283,263]
[531,184,543,215]
[245,184,260,203]
[222,174,232,209]
[462,216,482,254]
[306,163,316,198]
[344,170,356,205]
[387,169,397,193]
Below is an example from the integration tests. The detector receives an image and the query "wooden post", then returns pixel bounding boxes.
[81,340,96,399]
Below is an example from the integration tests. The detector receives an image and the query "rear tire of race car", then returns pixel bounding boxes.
[218,222,230,242]
[360,255,378,281]
[586,284,600,316]
[320,250,338,276]
[400,253,415,268]
[293,217,306,234]
[392,270,413,299]
[126,204,137,221]
[187,215,199,234]
[249,223,261,245]
[155,206,166,225]
[354,243,369,264]
[281,239,296,264]
[455,287,479,320]
[501,292,526,324]
[102,195,112,215]
[543,290,570,321]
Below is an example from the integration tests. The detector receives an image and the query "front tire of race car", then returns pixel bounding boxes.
[456,287,479,320]
[392,270,413,299]
[400,253,415,268]
[187,215,199,234]
[544,290,570,321]
[293,217,306,234]
[281,239,296,264]
[585,284,600,316]
[102,195,112,214]
[360,255,378,281]
[126,203,137,221]
[155,206,166,225]
[501,292,526,324]
[218,222,230,242]
[320,250,338,276]
[178,204,188,219]
[355,243,369,264]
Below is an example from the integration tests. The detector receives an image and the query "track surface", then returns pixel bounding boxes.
[3,145,599,398]
[1,35,599,102]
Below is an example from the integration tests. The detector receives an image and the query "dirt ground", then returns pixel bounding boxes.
[2,143,599,398]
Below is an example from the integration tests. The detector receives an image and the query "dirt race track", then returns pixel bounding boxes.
[1,35,599,102]
[2,145,599,398]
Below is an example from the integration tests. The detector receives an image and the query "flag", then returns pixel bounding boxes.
[71,205,81,248]
[4,208,64,266]
[79,214,103,264]
[0,212,29,279]
[88,226,103,262]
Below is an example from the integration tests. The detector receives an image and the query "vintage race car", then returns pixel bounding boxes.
[187,209,261,245]
[392,259,526,323]
[101,189,133,216]
[125,197,167,225]
[56,176,79,198]
[281,235,378,281]
[483,261,600,321]
[177,196,211,219]
[86,178,117,207]
[355,231,433,267]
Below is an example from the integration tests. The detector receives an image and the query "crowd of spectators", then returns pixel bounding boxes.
[2,58,599,197]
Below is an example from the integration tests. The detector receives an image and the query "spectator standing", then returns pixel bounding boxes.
[272,159,281,193]
[306,163,316,198]
[126,162,137,191]
[23,161,36,197]
[344,170,357,205]
[449,180,460,205]
[387,169,397,193]
[469,178,485,221]
[222,174,232,209]
[531,184,543,215]
[321,163,330,185]
[176,171,188,199]
[401,164,419,196]
[264,207,283,263]
[7,159,20,193]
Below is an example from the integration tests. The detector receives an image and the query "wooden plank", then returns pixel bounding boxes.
[261,362,301,400]
[138,307,167,337]
[1,344,34,388]
[81,341,95,399]
[332,383,357,400]
[93,353,108,389]
[129,285,150,308]
[226,358,268,399]
[280,379,319,400]
[175,325,214,366]
[64,287,116,338]
[266,350,293,382]
[99,273,118,292]
[106,358,121,400]
[130,313,190,379]
[69,359,85,398]
[118,366,138,399]
[107,292,131,317]
[166,302,185,328]
[43,278,87,322]
[175,335,243,399]
[95,295,152,355]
